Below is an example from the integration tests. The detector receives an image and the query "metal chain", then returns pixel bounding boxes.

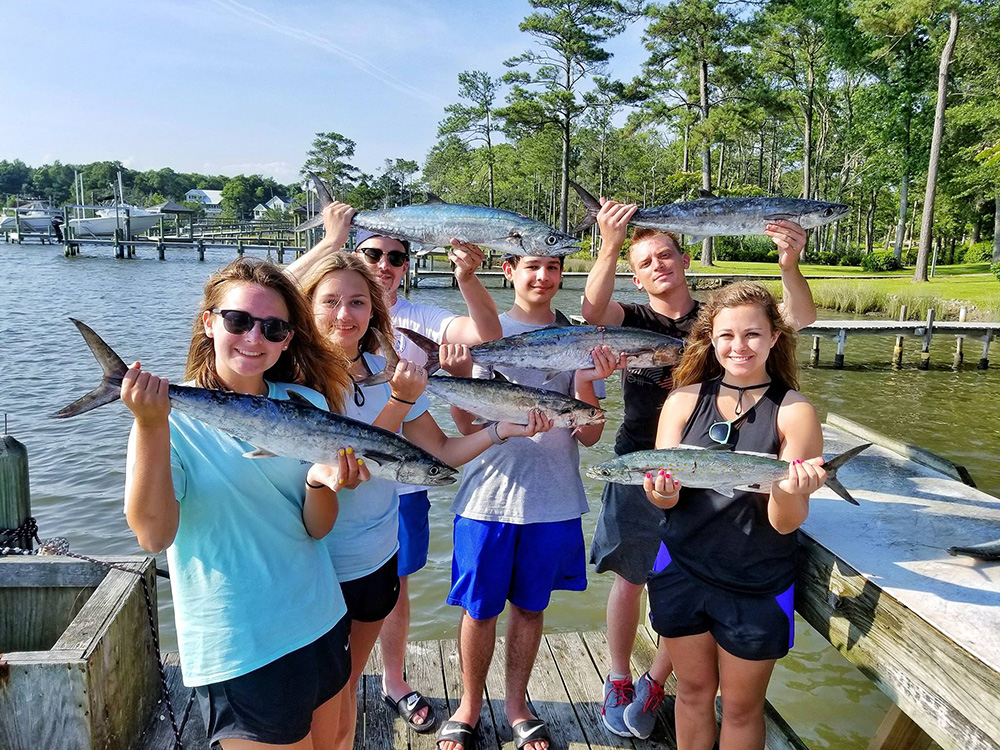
[0,531,191,749]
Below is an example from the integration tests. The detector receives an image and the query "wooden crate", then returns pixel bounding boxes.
[0,556,160,750]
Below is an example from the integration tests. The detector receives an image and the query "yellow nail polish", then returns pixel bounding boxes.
[339,478,344,484]
[357,459,364,466]
[346,447,353,455]
[339,449,345,457]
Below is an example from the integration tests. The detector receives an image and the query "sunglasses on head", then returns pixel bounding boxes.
[358,247,408,268]
[211,309,293,343]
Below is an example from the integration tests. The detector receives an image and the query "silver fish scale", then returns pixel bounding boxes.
[165,385,457,486]
[633,198,848,236]
[587,448,788,491]
[470,326,684,372]
[423,377,603,428]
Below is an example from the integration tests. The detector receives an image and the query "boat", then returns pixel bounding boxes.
[68,204,161,237]
[0,201,63,233]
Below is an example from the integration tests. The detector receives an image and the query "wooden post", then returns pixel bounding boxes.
[157,240,165,261]
[277,243,284,264]
[197,238,205,261]
[919,308,935,370]
[0,427,32,552]
[954,307,967,368]
[834,328,847,368]
[868,705,933,750]
[930,241,938,277]
[893,304,908,368]
[113,228,123,258]
[979,330,993,370]
[237,240,244,257]
[810,335,820,366]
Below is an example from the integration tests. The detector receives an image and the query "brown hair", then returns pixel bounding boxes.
[298,251,394,357]
[184,257,351,412]
[672,282,798,390]
[627,228,683,271]
[502,254,565,269]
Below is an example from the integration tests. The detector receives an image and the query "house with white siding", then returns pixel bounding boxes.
[184,189,224,216]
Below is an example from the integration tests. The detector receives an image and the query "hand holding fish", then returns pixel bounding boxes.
[388,358,427,404]
[644,469,682,509]
[597,199,638,253]
[439,343,473,377]
[307,447,372,491]
[121,362,170,427]
[448,239,486,283]
[321,201,356,251]
[576,344,623,384]
[496,408,554,440]
[776,457,826,496]
[764,220,807,270]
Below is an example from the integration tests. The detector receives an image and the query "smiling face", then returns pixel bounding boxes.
[711,303,780,383]
[503,255,563,308]
[311,269,373,355]
[357,236,409,302]
[629,234,690,297]
[202,282,292,394]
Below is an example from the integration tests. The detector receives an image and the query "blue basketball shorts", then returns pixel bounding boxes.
[397,490,431,577]
[447,515,587,620]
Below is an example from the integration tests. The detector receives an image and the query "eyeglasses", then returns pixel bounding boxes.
[211,309,293,343]
[358,247,408,268]
[708,420,732,445]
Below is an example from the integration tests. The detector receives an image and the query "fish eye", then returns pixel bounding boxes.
[824,208,834,216]
[546,235,558,246]
[429,466,440,475]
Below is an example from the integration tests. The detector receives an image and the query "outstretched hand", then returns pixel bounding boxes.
[597,198,637,252]
[121,362,170,427]
[776,457,826,496]
[449,239,486,283]
[322,202,356,250]
[765,220,808,269]
[644,469,682,508]
[389,358,427,403]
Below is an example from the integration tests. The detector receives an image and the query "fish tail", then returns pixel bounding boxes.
[309,171,334,210]
[358,330,399,386]
[822,442,871,505]
[396,328,440,375]
[569,180,601,235]
[54,319,128,418]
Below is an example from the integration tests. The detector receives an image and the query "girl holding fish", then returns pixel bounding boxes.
[297,251,552,750]
[637,282,828,750]
[121,257,369,749]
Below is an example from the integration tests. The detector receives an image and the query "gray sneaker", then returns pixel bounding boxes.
[601,674,635,737]
[623,672,666,739]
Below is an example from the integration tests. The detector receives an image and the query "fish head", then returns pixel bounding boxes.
[568,405,607,428]
[651,342,685,366]
[783,200,850,230]
[397,460,460,487]
[509,222,580,257]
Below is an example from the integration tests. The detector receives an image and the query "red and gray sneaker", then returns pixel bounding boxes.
[601,674,635,737]
[623,671,666,739]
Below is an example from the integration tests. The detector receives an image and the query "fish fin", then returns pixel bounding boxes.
[292,215,323,233]
[697,189,717,199]
[735,483,768,493]
[54,319,128,418]
[412,244,432,257]
[424,192,447,205]
[821,442,871,505]
[713,486,736,498]
[540,371,565,386]
[703,442,734,451]
[284,390,318,408]
[685,235,708,245]
[396,328,440,375]
[471,417,489,425]
[490,370,511,384]
[361,450,397,467]
[357,330,398,386]
[243,448,279,459]
[764,212,796,222]
[569,180,600,234]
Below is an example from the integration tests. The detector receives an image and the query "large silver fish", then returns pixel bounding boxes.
[399,325,684,375]
[55,319,458,486]
[586,444,870,505]
[296,173,580,256]
[572,182,849,244]
[423,375,605,429]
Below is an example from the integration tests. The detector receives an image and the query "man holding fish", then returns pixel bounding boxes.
[582,195,819,738]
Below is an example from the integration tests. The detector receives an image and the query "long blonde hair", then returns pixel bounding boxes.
[185,257,351,412]
[673,282,798,390]
[297,251,394,357]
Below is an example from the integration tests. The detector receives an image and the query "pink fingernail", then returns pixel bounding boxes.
[666,473,672,479]
[659,469,666,476]
[646,473,652,479]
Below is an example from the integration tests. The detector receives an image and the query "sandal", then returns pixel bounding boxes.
[436,719,477,750]
[512,718,551,749]
[382,689,438,733]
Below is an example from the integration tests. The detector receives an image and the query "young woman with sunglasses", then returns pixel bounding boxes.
[636,282,828,750]
[122,257,370,750]
[288,202,503,732]
[297,251,550,749]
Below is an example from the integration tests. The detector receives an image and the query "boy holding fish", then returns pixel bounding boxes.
[583,198,817,738]
[435,253,619,750]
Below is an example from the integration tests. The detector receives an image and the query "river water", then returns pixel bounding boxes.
[2,244,996,748]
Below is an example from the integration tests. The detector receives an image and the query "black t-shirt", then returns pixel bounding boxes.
[615,300,701,455]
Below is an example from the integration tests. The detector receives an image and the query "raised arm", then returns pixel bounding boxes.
[770,393,825,534]
[766,220,817,330]
[439,239,502,344]
[582,200,636,326]
[284,202,355,283]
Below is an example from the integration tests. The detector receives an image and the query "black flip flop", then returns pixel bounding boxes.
[512,718,551,749]
[436,719,477,750]
[382,689,438,733]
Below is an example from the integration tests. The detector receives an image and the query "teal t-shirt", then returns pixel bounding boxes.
[324,352,429,581]
[128,381,346,687]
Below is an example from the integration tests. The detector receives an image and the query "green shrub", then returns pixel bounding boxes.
[991,262,1000,281]
[860,251,902,272]
[839,251,865,267]
[902,247,918,265]
[964,242,993,264]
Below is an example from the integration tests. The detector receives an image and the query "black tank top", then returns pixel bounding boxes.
[662,378,797,595]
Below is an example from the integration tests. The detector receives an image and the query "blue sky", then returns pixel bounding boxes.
[1,0,649,184]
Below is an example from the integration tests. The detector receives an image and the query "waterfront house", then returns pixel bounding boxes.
[184,189,223,217]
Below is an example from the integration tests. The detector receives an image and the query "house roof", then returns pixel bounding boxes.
[185,189,223,205]
[148,200,195,214]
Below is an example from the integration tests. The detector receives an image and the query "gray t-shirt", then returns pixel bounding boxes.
[449,312,591,525]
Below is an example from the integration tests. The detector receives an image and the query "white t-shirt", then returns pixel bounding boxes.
[390,296,458,366]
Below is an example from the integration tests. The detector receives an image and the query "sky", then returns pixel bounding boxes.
[1,0,649,185]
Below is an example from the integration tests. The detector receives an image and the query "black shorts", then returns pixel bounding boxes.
[340,553,401,622]
[195,614,351,747]
[646,545,795,661]
[590,481,664,584]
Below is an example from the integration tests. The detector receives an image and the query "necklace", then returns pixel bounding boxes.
[719,380,771,416]
[350,350,363,363]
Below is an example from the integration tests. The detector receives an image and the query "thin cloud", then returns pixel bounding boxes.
[208,0,447,105]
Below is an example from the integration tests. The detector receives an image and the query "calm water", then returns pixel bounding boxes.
[2,244,997,748]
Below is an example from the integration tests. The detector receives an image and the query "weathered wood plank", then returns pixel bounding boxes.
[0,557,125,587]
[0,659,90,750]
[0,586,92,652]
[869,705,934,750]
[479,633,511,749]
[635,625,680,748]
[404,636,448,750]
[136,654,205,750]
[526,632,585,749]
[361,640,400,749]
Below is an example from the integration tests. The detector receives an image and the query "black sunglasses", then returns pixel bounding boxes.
[358,247,408,268]
[211,309,293,343]
[708,420,732,445]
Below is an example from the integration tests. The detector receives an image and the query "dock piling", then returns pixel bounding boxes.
[810,335,820,366]
[893,305,908,368]
[197,239,205,261]
[157,240,165,261]
[954,307,967,368]
[0,425,32,553]
[834,328,847,368]
[276,243,284,264]
[979,330,993,370]
[919,309,935,370]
